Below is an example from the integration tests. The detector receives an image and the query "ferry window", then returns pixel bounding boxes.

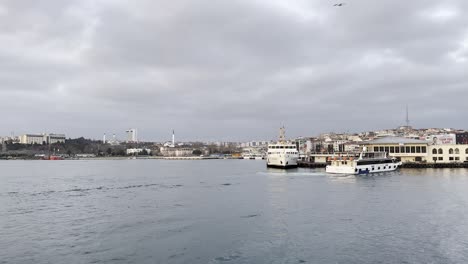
[449,157,454,161]
[372,168,374,171]
[438,157,443,161]
[385,147,389,153]
[432,149,437,154]
[455,148,459,154]
[411,146,415,153]
[449,148,453,154]
[405,146,410,153]
[416,146,421,153]
[455,157,460,161]
[390,147,395,153]
[438,148,443,154]
[378,167,380,170]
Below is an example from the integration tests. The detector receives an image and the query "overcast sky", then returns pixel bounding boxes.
[1,0,467,141]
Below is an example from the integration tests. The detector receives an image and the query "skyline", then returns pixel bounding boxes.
[1,0,468,140]
[3,122,467,143]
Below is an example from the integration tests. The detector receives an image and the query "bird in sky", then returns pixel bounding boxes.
[334,3,346,6]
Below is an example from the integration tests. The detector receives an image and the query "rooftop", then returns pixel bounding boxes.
[361,136,428,145]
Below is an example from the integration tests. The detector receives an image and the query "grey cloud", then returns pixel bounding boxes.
[1,0,467,141]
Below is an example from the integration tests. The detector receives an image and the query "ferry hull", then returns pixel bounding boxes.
[267,163,298,169]
[326,162,402,175]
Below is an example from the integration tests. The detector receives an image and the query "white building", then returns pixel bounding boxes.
[19,134,44,144]
[19,133,66,145]
[428,145,468,163]
[126,148,151,155]
[126,128,138,143]
[47,134,66,144]
[160,146,194,157]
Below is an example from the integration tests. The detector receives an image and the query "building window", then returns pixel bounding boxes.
[379,147,384,152]
[401,146,405,153]
[449,157,454,161]
[432,149,437,154]
[390,146,395,153]
[416,146,421,153]
[395,147,400,153]
[438,148,443,154]
[374,147,378,152]
[455,148,459,154]
[433,157,437,161]
[406,146,410,153]
[385,147,390,153]
[438,157,443,161]
[455,157,460,161]
[449,148,454,154]
[422,147,426,153]
[411,146,416,153]
[466,148,468,154]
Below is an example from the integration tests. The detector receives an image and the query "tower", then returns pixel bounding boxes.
[126,129,138,143]
[103,133,106,144]
[406,105,410,127]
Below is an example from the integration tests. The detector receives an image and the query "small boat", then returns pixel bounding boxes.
[326,148,402,174]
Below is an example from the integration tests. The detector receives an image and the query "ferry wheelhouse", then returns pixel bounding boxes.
[326,148,402,174]
[267,127,299,168]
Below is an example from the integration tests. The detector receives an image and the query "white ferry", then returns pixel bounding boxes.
[326,148,402,175]
[266,127,299,168]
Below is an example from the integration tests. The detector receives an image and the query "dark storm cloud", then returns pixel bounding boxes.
[1,0,467,141]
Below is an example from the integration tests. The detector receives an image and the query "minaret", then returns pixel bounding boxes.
[172,130,175,147]
[103,133,106,144]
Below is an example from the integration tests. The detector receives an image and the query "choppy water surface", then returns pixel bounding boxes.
[1,160,468,264]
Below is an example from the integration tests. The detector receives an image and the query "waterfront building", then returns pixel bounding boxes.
[126,148,151,155]
[427,145,468,163]
[360,137,429,163]
[160,147,194,157]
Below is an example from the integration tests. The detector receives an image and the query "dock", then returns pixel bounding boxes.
[297,161,327,168]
